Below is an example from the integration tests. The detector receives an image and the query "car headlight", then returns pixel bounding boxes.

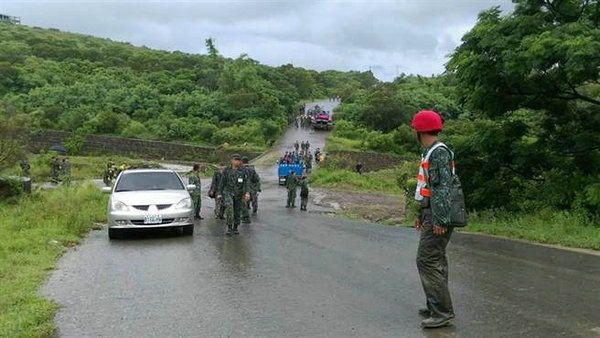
[175,197,192,209]
[111,200,129,212]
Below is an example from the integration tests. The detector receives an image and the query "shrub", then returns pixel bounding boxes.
[63,132,85,155]
[121,121,149,139]
[0,176,23,200]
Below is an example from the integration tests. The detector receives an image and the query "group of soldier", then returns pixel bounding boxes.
[50,157,70,183]
[285,171,309,210]
[102,162,129,186]
[190,155,261,236]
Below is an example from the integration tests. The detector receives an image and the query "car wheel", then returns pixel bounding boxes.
[182,224,194,236]
[108,228,121,239]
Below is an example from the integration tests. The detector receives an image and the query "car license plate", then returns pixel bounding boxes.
[144,214,162,224]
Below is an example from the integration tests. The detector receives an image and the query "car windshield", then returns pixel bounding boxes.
[115,172,183,192]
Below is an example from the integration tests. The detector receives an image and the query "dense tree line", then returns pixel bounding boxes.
[332,0,600,222]
[0,24,377,147]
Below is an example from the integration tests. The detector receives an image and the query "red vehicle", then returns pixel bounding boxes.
[313,111,333,130]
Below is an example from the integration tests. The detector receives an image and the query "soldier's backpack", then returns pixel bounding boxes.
[444,145,467,227]
[429,144,468,228]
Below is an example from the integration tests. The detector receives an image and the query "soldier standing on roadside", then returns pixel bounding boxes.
[20,160,30,177]
[61,158,71,176]
[209,163,226,219]
[411,110,456,329]
[103,161,115,186]
[242,156,261,216]
[218,154,250,236]
[189,164,203,220]
[299,176,309,211]
[294,140,300,152]
[50,157,61,183]
[286,171,298,208]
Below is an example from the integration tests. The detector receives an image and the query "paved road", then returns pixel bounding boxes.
[42,100,600,338]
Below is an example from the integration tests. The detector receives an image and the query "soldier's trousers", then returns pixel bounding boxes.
[301,196,308,209]
[287,189,297,206]
[249,191,258,212]
[223,194,243,230]
[192,194,201,217]
[416,208,454,319]
[214,196,225,218]
[241,195,251,222]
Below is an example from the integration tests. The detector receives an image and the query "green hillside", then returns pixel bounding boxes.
[0,23,377,146]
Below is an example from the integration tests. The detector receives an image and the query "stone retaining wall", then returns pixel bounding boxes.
[26,130,262,162]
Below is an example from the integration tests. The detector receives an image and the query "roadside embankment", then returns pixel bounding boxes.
[0,184,107,337]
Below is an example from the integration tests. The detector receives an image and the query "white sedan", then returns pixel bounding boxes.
[102,169,196,239]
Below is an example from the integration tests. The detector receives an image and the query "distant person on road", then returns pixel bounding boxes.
[241,156,260,221]
[218,154,250,236]
[209,163,226,219]
[285,171,298,208]
[299,176,309,211]
[189,164,203,220]
[294,140,300,152]
[411,110,456,329]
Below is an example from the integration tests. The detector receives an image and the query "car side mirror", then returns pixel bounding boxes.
[187,184,196,191]
[101,187,112,194]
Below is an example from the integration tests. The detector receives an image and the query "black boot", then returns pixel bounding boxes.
[233,225,240,235]
[225,226,233,236]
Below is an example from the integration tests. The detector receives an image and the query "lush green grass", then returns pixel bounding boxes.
[309,167,403,195]
[6,154,160,182]
[324,136,364,152]
[461,209,600,251]
[0,184,107,337]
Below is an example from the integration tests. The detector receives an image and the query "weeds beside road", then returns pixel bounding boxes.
[0,184,107,337]
[310,167,600,251]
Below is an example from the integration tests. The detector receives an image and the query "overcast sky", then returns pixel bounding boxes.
[1,0,513,81]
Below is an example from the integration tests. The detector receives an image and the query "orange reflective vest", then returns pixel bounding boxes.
[415,142,455,201]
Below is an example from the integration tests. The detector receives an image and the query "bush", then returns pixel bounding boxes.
[0,176,23,200]
[197,121,218,142]
[121,121,149,139]
[63,132,85,155]
[211,119,266,146]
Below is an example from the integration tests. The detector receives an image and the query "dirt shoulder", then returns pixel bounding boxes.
[311,188,405,224]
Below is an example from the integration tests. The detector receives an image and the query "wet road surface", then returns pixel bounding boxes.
[42,100,600,337]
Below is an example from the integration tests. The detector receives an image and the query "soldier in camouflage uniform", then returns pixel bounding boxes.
[242,156,261,216]
[411,110,455,329]
[217,154,250,236]
[299,176,309,211]
[286,171,298,208]
[209,163,226,219]
[50,157,61,183]
[188,164,203,219]
[20,160,31,177]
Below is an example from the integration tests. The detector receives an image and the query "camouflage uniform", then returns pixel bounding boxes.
[189,171,202,218]
[244,165,261,215]
[50,157,61,182]
[286,174,298,207]
[416,141,455,321]
[210,169,225,219]
[20,160,30,177]
[218,165,250,233]
[103,163,116,186]
[299,178,309,211]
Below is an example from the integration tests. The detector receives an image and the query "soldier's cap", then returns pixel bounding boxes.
[231,153,242,160]
[242,156,249,163]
